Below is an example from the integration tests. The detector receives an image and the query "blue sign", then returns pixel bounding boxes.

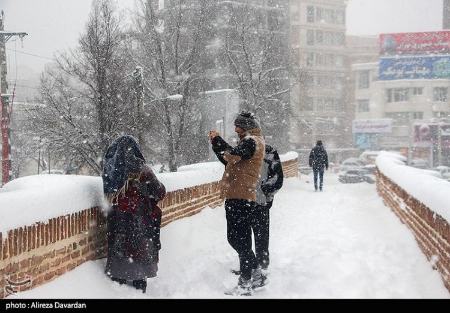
[379,56,450,80]
[354,134,378,150]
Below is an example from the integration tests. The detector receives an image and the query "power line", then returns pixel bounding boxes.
[7,83,39,90]
[6,48,55,61]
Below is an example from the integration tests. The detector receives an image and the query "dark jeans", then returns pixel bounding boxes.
[313,168,325,190]
[225,199,258,281]
[251,201,273,270]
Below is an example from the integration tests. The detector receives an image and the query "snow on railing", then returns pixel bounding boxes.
[376,152,450,292]
[376,152,450,222]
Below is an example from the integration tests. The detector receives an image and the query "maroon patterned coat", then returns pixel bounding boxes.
[105,165,166,281]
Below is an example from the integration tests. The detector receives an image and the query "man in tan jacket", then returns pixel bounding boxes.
[209,111,265,296]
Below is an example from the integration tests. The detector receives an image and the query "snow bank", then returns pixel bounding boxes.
[0,175,106,234]
[376,152,450,222]
[161,162,224,192]
[0,153,298,234]
[0,165,224,234]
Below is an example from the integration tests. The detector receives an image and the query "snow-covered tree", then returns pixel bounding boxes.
[26,0,134,174]
[218,1,292,151]
[129,0,216,171]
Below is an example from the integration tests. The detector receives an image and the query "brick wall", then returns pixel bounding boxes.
[376,170,450,292]
[0,208,107,298]
[0,158,298,298]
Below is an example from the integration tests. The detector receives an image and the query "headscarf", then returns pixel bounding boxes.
[102,135,146,196]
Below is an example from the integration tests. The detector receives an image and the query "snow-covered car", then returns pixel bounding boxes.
[41,169,65,175]
[338,169,375,184]
[409,159,429,169]
[433,166,450,182]
[298,166,313,175]
[359,151,380,165]
[339,158,366,172]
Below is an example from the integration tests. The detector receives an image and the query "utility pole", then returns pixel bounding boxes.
[0,11,27,185]
[132,66,145,152]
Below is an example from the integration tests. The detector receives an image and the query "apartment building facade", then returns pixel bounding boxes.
[289,0,350,151]
[353,62,450,164]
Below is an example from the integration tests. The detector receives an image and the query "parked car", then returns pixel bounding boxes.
[338,168,375,184]
[433,166,450,182]
[409,159,429,169]
[41,169,65,175]
[339,158,366,172]
[298,166,313,175]
[359,151,380,165]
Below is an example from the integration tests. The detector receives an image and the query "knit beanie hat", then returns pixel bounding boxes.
[234,111,260,131]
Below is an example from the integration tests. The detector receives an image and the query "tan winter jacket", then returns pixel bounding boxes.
[220,128,265,202]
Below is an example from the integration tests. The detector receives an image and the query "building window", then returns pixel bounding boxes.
[316,30,323,44]
[291,5,300,23]
[306,30,315,45]
[335,55,344,67]
[433,87,448,102]
[412,112,424,120]
[434,111,449,118]
[306,53,314,67]
[291,27,300,46]
[385,112,410,125]
[337,10,346,25]
[307,6,315,23]
[358,71,370,89]
[386,88,410,103]
[316,7,323,21]
[357,100,370,113]
[412,87,423,96]
[301,97,314,111]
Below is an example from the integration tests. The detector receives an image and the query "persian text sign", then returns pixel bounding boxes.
[352,119,392,134]
[379,56,450,80]
[380,31,450,56]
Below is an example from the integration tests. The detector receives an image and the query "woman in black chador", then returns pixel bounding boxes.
[102,135,166,293]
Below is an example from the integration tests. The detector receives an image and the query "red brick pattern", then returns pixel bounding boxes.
[0,158,298,298]
[0,207,107,299]
[376,170,450,292]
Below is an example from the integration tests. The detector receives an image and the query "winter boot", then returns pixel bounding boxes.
[224,276,252,296]
[251,267,267,289]
[111,277,126,285]
[132,279,147,293]
[260,265,269,277]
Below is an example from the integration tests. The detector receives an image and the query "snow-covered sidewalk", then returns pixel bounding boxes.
[12,174,450,299]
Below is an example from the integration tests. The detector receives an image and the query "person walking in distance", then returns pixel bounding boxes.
[309,140,329,192]
[209,111,265,296]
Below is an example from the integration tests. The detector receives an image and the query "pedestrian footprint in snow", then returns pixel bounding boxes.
[102,135,166,293]
[209,111,265,296]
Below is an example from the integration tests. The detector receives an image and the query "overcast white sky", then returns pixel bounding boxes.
[0,0,444,79]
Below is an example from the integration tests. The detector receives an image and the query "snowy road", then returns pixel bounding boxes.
[13,174,450,299]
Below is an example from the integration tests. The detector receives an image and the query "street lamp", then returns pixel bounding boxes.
[144,94,183,107]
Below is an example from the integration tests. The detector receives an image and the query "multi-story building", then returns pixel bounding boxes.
[346,35,379,151]
[289,0,350,156]
[444,0,450,29]
[353,62,450,164]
